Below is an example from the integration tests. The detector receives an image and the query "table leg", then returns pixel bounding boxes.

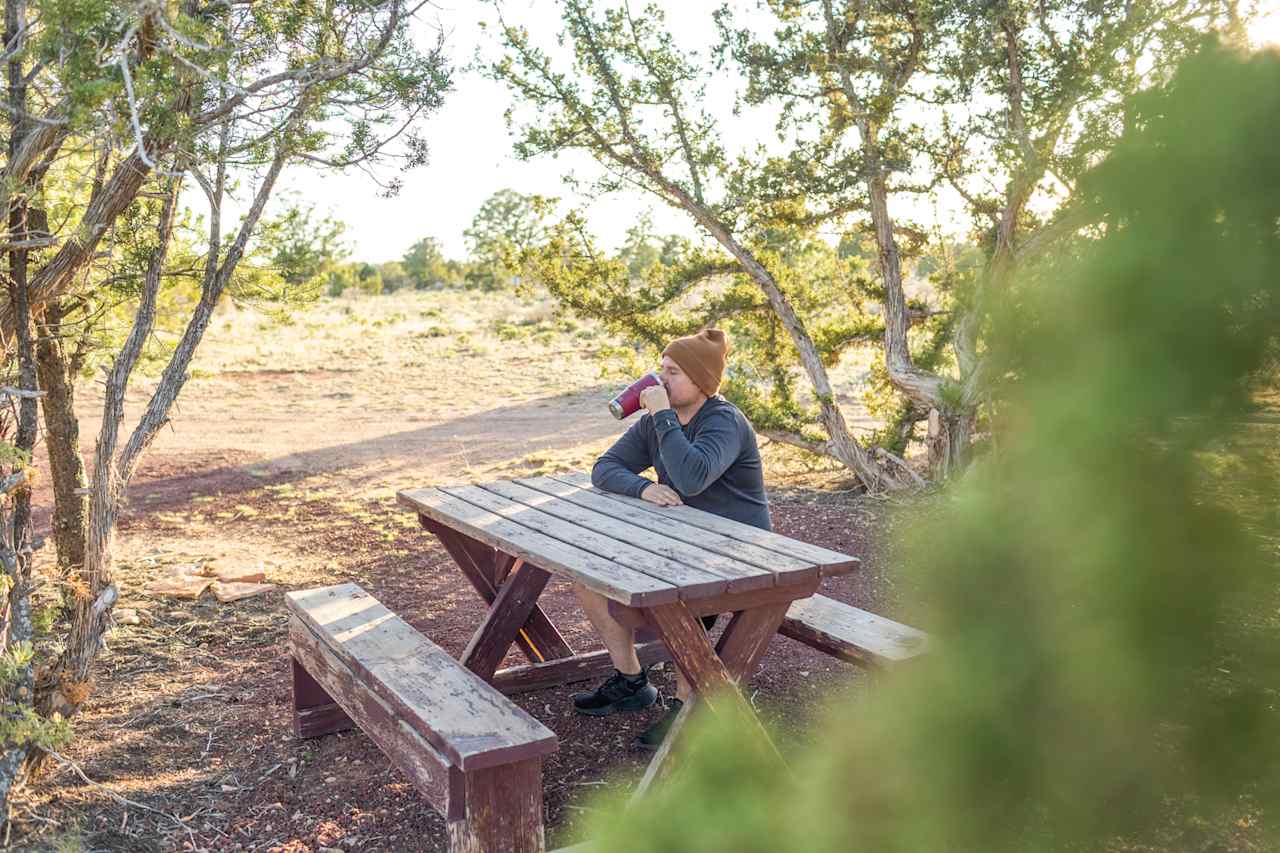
[461,561,554,681]
[421,515,574,664]
[715,602,792,683]
[636,601,786,798]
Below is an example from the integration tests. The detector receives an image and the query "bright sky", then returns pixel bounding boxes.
[277,1,1280,266]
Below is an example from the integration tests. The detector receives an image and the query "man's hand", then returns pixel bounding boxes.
[639,383,671,416]
[641,483,683,506]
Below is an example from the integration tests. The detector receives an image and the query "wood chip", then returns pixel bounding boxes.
[211,581,275,603]
[209,564,267,584]
[144,576,213,599]
[114,608,141,625]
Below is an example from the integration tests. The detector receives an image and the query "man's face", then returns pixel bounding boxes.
[660,355,704,407]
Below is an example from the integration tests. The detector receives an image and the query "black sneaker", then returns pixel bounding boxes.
[633,697,683,751]
[571,669,658,716]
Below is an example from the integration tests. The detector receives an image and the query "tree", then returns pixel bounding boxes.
[585,42,1280,853]
[488,0,917,490]
[722,0,1238,476]
[402,235,464,288]
[378,260,411,292]
[0,0,451,813]
[463,188,553,290]
[255,200,350,298]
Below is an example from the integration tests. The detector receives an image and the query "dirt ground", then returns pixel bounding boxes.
[8,289,912,852]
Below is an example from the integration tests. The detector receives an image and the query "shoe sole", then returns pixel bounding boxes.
[572,687,658,717]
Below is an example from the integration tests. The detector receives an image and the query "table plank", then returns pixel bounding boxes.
[398,488,677,606]
[477,480,775,593]
[439,485,728,600]
[516,476,817,583]
[553,473,860,576]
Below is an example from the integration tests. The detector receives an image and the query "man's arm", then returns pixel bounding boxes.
[652,409,743,496]
[591,419,655,499]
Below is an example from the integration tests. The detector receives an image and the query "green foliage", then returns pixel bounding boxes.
[463,189,554,290]
[401,236,465,289]
[0,643,72,751]
[519,209,895,436]
[253,200,350,298]
[586,44,1280,852]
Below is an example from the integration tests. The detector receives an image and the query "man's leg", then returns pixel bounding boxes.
[570,583,658,716]
[574,584,641,674]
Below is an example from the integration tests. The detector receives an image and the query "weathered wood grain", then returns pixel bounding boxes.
[715,602,792,684]
[446,758,545,853]
[480,479,776,593]
[607,577,820,628]
[291,657,353,739]
[461,563,553,681]
[780,594,929,667]
[424,518,573,664]
[517,475,817,580]
[286,584,557,771]
[551,472,860,576]
[490,642,671,694]
[401,488,678,606]
[289,617,464,819]
[440,484,729,599]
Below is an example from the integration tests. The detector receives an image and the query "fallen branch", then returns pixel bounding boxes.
[0,386,44,399]
[874,446,927,488]
[45,749,192,832]
[759,428,835,458]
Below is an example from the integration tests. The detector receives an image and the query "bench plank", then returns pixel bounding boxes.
[286,584,557,771]
[290,616,465,818]
[440,484,728,599]
[516,476,817,581]
[399,488,678,606]
[481,479,777,593]
[780,594,929,666]
[551,472,859,576]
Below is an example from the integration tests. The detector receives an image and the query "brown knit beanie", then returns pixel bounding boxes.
[662,328,729,397]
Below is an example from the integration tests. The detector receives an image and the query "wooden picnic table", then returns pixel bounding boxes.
[397,472,860,793]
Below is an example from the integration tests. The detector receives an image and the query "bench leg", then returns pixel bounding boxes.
[447,757,545,853]
[291,657,354,739]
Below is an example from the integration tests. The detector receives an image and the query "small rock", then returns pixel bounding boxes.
[319,847,343,853]
[325,776,337,784]
[114,608,141,625]
[292,811,303,821]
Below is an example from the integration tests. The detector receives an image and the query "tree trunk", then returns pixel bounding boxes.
[0,0,40,813]
[35,299,87,579]
[927,408,974,481]
[652,174,912,492]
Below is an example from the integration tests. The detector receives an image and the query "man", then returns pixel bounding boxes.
[571,328,771,750]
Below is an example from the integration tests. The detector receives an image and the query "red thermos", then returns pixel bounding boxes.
[608,372,662,419]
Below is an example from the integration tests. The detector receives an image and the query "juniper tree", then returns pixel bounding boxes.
[0,0,451,812]
[489,0,919,490]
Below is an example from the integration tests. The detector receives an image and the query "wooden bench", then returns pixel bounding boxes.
[287,583,558,853]
[780,594,929,667]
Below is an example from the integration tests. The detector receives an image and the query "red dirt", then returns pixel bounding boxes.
[11,294,910,852]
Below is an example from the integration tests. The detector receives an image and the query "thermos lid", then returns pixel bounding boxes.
[607,399,625,419]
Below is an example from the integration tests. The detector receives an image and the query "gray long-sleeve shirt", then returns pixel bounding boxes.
[591,396,771,531]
